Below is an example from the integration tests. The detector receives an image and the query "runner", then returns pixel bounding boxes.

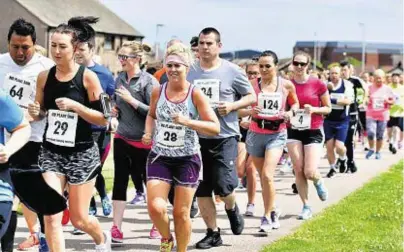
[387,73,404,152]
[365,69,394,159]
[187,27,256,249]
[325,66,354,178]
[245,50,299,232]
[109,40,158,243]
[28,16,111,251]
[75,36,114,218]
[287,51,331,220]
[340,61,367,173]
[190,36,199,59]
[154,39,183,84]
[143,42,220,252]
[238,60,259,216]
[358,72,373,150]
[0,90,31,240]
[0,19,57,252]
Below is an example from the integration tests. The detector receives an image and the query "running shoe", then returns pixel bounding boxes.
[130,192,146,205]
[314,179,328,201]
[391,146,397,154]
[365,149,375,159]
[389,143,393,153]
[259,216,272,233]
[298,206,312,220]
[18,232,39,250]
[89,206,97,216]
[149,225,161,239]
[38,234,49,252]
[102,197,112,216]
[72,228,85,235]
[61,208,70,226]
[110,225,123,243]
[348,161,358,173]
[225,203,244,235]
[375,152,381,160]
[291,183,298,194]
[160,236,174,252]
[245,203,255,216]
[326,168,337,178]
[195,228,223,249]
[95,231,112,252]
[337,158,348,173]
[271,209,282,229]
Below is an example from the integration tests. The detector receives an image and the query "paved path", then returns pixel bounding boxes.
[13,146,403,251]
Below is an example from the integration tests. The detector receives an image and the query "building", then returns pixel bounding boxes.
[0,0,144,74]
[294,41,403,72]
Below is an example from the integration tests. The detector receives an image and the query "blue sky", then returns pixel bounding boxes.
[100,0,403,58]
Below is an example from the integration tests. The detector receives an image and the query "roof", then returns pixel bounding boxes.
[220,49,262,60]
[15,0,143,37]
[295,41,403,54]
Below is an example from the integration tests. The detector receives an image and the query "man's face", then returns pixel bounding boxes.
[392,75,400,84]
[198,33,221,61]
[341,65,350,79]
[8,32,35,66]
[191,46,199,59]
[330,67,341,83]
[75,43,93,65]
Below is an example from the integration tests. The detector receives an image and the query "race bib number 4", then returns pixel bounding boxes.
[258,92,282,116]
[372,97,385,110]
[194,79,220,107]
[46,110,78,147]
[291,109,311,130]
[156,122,186,149]
[3,73,33,109]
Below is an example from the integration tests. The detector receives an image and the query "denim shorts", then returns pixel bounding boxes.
[246,130,287,158]
[367,118,387,140]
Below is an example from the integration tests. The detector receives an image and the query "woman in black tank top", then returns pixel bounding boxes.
[28,17,111,251]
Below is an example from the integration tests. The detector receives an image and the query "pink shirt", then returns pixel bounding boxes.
[290,77,328,129]
[250,77,288,134]
[366,84,394,121]
[114,133,152,149]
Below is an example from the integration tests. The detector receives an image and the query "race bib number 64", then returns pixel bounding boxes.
[3,73,33,109]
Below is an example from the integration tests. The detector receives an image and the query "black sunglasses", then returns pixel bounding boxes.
[292,61,308,67]
[118,54,137,61]
[259,64,273,69]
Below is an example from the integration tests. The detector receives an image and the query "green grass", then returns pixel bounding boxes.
[262,160,403,252]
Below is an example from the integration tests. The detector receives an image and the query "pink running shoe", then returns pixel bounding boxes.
[110,225,123,243]
[149,225,162,239]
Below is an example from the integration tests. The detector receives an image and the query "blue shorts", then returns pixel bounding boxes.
[324,119,350,142]
[246,130,287,158]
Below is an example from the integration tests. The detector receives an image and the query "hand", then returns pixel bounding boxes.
[24,110,34,122]
[115,86,135,104]
[171,113,190,126]
[55,98,79,111]
[109,117,119,133]
[111,106,119,118]
[217,102,234,116]
[142,133,152,146]
[28,101,41,117]
[327,82,333,90]
[283,110,294,121]
[304,104,314,114]
[240,120,250,129]
[0,144,10,164]
[252,106,262,116]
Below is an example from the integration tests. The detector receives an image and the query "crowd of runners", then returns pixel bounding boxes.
[0,16,402,252]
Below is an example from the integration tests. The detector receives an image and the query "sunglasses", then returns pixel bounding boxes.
[118,54,137,61]
[166,63,184,68]
[259,64,273,69]
[247,71,259,76]
[292,61,308,67]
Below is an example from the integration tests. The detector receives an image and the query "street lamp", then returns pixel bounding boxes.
[155,24,164,61]
[359,22,366,73]
[314,32,317,71]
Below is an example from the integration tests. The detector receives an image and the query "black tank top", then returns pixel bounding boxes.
[43,65,93,153]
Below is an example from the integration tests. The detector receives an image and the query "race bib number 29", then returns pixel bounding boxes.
[3,73,33,109]
[46,110,78,147]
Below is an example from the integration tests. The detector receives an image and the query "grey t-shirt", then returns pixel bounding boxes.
[115,71,159,141]
[187,59,253,139]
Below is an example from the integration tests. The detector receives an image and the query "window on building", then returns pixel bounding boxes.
[104,35,115,50]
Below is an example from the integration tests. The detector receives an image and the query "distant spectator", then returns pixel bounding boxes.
[34,44,47,57]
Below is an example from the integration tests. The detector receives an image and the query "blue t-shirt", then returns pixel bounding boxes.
[0,89,24,202]
[88,63,115,131]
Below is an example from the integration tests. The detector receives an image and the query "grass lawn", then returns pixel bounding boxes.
[262,160,403,252]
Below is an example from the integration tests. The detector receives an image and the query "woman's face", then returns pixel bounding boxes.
[118,47,139,72]
[258,56,277,80]
[50,32,75,65]
[292,55,309,76]
[165,61,188,83]
[246,64,260,80]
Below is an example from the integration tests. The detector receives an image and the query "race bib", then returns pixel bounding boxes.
[258,92,282,116]
[156,122,186,149]
[291,109,311,130]
[194,79,220,107]
[330,93,345,110]
[372,97,385,110]
[3,73,34,109]
[46,110,78,147]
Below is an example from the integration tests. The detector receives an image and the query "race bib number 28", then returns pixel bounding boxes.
[157,122,186,148]
[3,73,33,109]
[46,110,78,147]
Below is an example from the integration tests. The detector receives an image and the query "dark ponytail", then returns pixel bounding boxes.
[54,16,98,45]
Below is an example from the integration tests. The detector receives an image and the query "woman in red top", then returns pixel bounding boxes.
[244,50,298,232]
[287,51,331,220]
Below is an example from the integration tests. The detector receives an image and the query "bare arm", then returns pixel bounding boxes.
[238,108,253,118]
[28,71,48,121]
[313,92,332,115]
[232,92,256,111]
[142,86,160,145]
[285,81,300,112]
[4,118,31,158]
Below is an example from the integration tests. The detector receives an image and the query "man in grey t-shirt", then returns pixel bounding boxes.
[187,27,256,249]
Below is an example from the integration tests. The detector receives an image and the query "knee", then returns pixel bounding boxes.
[44,213,62,229]
[173,206,189,223]
[147,198,167,218]
[70,215,88,230]
[304,170,315,180]
[237,169,244,178]
[261,172,274,184]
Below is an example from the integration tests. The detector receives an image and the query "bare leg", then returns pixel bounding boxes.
[147,180,171,239]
